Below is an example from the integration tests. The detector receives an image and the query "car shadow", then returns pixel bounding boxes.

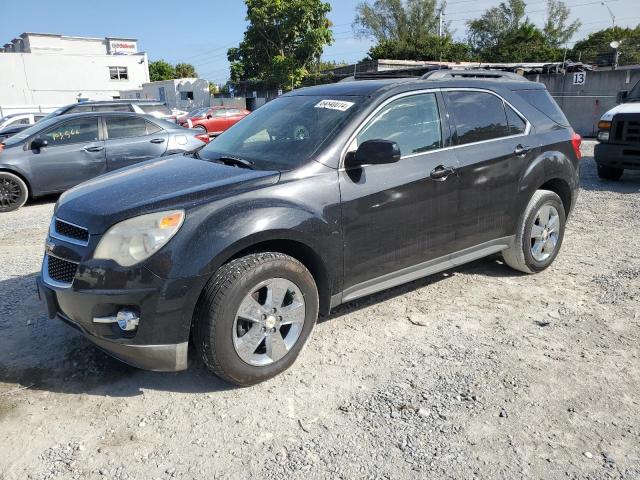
[1,256,518,397]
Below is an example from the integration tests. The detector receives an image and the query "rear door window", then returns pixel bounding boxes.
[42,117,100,146]
[357,93,443,156]
[445,91,510,145]
[105,116,149,139]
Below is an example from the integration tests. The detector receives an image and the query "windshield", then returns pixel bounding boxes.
[140,104,172,115]
[2,116,62,146]
[198,95,365,170]
[187,107,210,117]
[629,81,640,101]
[40,106,69,122]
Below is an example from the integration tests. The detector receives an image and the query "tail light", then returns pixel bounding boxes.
[571,131,582,160]
[195,134,210,144]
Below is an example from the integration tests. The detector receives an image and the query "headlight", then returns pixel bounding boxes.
[598,131,610,142]
[94,210,185,267]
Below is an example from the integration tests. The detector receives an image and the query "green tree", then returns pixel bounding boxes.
[174,63,198,78]
[228,0,334,90]
[570,26,640,66]
[543,0,581,48]
[353,0,468,62]
[466,0,576,62]
[149,60,176,82]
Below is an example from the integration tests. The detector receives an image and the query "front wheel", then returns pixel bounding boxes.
[193,252,319,386]
[0,172,29,212]
[502,190,566,274]
[597,164,623,181]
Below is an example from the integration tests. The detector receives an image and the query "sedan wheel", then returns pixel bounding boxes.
[0,172,28,212]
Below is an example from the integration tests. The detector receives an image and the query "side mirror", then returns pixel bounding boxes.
[206,114,212,119]
[345,139,401,169]
[616,90,629,104]
[31,137,48,150]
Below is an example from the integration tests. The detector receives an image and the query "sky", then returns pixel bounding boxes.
[0,0,638,85]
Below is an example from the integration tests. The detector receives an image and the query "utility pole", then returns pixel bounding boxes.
[601,1,616,29]
[437,4,445,63]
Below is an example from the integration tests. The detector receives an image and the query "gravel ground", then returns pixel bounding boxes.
[0,141,639,480]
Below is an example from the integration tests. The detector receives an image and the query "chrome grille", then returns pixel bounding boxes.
[47,255,78,284]
[54,219,89,243]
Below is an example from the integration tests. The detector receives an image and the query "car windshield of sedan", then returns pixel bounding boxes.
[198,95,366,170]
[188,107,210,117]
[2,116,62,146]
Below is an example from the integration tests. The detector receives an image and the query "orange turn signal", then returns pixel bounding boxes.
[598,120,611,130]
[159,212,184,229]
[0,143,4,153]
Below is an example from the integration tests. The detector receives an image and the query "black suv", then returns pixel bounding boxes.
[37,71,582,386]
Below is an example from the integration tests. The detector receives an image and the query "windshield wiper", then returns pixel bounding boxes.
[217,156,255,169]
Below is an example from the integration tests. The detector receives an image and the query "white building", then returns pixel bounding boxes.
[121,78,211,111]
[0,32,149,107]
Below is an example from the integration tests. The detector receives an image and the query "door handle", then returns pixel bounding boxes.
[83,145,104,152]
[514,144,531,156]
[150,138,166,144]
[430,165,455,180]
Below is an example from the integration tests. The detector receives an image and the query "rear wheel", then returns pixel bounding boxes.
[0,172,28,212]
[597,164,623,181]
[193,252,319,386]
[502,190,566,274]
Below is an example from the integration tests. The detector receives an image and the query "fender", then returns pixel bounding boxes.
[0,164,32,193]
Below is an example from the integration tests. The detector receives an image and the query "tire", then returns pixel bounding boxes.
[0,172,28,212]
[502,189,566,274]
[193,252,319,386]
[597,164,623,181]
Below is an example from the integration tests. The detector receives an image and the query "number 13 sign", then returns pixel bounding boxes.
[572,72,586,85]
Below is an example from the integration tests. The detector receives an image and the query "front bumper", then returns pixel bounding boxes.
[594,142,640,170]
[37,264,207,372]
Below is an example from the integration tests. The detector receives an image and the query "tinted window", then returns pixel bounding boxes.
[105,116,148,139]
[42,117,99,146]
[446,92,509,145]
[93,104,132,112]
[7,117,29,126]
[506,105,527,135]
[357,93,442,156]
[516,89,569,126]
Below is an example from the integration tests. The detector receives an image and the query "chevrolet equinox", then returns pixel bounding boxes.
[37,71,582,386]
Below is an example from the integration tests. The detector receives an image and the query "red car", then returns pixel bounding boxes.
[179,106,250,136]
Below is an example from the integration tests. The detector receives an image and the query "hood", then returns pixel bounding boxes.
[600,102,640,121]
[55,154,280,233]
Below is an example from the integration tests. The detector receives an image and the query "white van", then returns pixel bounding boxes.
[594,81,640,180]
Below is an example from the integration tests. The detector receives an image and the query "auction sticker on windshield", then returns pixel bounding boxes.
[314,99,355,111]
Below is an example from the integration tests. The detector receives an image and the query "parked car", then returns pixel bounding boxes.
[0,112,206,211]
[41,100,179,123]
[37,71,582,386]
[594,79,640,180]
[0,124,30,143]
[0,112,47,129]
[179,106,250,135]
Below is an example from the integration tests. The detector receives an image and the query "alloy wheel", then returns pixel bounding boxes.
[530,204,560,262]
[232,278,306,366]
[0,177,22,209]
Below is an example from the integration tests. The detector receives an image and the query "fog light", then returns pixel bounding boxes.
[116,310,140,331]
[93,309,140,331]
[598,131,610,142]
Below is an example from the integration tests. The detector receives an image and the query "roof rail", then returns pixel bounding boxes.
[421,69,529,82]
